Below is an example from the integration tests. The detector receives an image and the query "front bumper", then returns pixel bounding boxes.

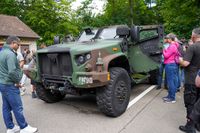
[73,71,110,88]
[25,69,110,89]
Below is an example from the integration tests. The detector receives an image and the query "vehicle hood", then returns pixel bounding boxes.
[37,39,122,54]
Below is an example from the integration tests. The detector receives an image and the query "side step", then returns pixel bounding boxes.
[131,73,150,84]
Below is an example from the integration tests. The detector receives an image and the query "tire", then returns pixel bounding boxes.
[35,84,66,103]
[149,69,159,85]
[96,67,131,117]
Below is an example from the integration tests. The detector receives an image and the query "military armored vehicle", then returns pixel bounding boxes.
[27,25,163,117]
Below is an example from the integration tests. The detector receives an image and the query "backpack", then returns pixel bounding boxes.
[174,42,183,64]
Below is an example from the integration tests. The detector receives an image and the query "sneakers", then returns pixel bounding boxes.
[164,98,176,103]
[20,125,38,133]
[162,96,176,103]
[7,125,20,133]
[162,96,169,101]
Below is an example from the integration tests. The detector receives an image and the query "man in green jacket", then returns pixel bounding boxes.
[0,36,37,133]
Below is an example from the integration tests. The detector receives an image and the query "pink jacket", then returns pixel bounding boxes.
[163,42,179,64]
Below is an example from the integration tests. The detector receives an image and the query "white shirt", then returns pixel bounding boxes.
[17,52,24,62]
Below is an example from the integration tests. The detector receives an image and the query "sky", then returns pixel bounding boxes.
[71,0,106,14]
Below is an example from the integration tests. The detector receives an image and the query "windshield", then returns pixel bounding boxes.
[78,29,98,42]
[77,26,120,42]
[99,27,118,39]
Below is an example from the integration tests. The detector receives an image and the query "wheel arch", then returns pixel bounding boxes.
[104,55,130,73]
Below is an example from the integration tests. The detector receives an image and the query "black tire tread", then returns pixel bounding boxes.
[149,69,159,85]
[96,67,131,117]
[36,84,65,103]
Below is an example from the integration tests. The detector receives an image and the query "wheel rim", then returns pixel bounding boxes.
[115,80,128,105]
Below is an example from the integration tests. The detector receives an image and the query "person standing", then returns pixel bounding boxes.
[16,50,27,96]
[28,51,37,98]
[0,36,37,133]
[20,49,32,96]
[185,70,200,133]
[162,34,179,103]
[157,36,169,90]
[179,28,200,133]
[29,44,46,98]
[188,70,200,129]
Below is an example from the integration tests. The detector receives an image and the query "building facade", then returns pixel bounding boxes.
[0,14,39,52]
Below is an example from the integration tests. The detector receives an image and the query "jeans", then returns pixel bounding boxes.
[165,63,178,100]
[176,66,181,89]
[157,62,167,87]
[0,83,28,129]
[176,67,185,90]
[180,68,185,85]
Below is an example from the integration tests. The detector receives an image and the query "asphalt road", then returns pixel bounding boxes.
[0,83,198,133]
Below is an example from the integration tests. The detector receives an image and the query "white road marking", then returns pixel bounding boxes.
[127,85,156,109]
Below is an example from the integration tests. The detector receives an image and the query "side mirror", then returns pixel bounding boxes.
[54,36,60,45]
[130,26,139,42]
[116,26,130,37]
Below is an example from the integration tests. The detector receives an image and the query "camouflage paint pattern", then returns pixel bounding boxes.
[34,39,127,88]
[26,25,162,89]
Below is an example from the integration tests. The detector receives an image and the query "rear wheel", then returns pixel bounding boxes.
[149,69,159,85]
[36,83,66,103]
[96,67,131,117]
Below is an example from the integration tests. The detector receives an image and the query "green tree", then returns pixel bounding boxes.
[0,0,22,16]
[0,0,78,45]
[159,0,200,38]
[22,0,78,45]
[100,0,160,26]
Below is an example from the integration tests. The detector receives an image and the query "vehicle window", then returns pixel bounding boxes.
[99,27,118,39]
[78,30,98,42]
[139,29,158,41]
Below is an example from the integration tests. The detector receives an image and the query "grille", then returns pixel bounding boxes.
[38,52,73,78]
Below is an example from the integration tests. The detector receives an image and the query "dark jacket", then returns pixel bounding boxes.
[0,44,23,84]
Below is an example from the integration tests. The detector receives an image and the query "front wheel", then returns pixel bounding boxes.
[36,84,66,103]
[96,67,131,117]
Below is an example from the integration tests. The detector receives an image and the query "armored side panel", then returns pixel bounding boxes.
[128,25,163,73]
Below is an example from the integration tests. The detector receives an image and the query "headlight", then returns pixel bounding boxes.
[76,53,91,65]
[78,56,85,64]
[85,53,91,60]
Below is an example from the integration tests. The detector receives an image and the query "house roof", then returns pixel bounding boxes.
[0,14,40,39]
